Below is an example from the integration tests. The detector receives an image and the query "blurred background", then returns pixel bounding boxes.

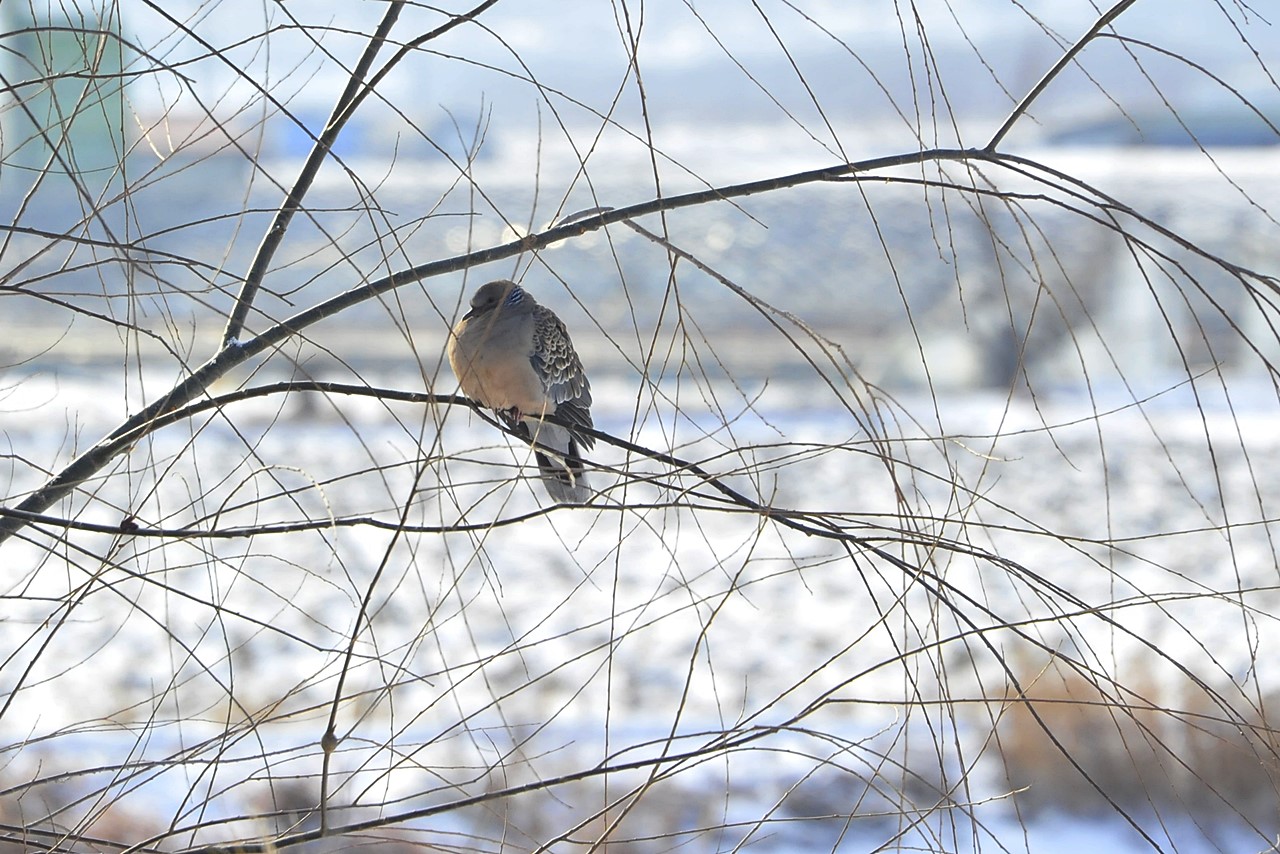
[1,3,1279,852]
[2,0,1277,392]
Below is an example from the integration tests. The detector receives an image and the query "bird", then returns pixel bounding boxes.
[447,279,595,504]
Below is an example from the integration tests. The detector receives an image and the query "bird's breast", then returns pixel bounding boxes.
[448,315,553,415]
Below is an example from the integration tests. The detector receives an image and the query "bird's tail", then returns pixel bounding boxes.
[534,440,590,504]
[512,418,592,504]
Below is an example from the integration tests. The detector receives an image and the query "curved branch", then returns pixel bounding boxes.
[0,146,976,545]
[6,139,1271,547]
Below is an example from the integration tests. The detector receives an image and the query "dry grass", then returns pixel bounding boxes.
[0,772,161,853]
[995,656,1280,841]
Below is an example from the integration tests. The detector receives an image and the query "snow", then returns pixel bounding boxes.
[2,359,1278,850]
[4,140,1280,845]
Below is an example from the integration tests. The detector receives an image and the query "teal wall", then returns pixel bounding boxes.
[0,3,127,178]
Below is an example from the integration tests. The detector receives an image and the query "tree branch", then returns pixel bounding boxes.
[219,2,406,347]
[985,0,1141,151]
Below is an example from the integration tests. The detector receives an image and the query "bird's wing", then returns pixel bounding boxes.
[530,304,594,440]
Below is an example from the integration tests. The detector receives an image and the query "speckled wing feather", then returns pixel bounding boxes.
[530,304,594,447]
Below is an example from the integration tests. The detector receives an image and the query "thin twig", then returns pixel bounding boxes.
[985,0,1140,151]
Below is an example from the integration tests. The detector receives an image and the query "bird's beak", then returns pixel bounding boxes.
[463,300,502,322]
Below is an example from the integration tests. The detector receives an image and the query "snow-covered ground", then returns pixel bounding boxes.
[2,350,1278,851]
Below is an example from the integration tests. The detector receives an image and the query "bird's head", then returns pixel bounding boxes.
[464,279,526,320]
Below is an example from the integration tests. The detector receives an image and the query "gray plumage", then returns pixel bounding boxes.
[447,279,594,504]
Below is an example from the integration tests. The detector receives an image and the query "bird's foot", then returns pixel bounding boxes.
[496,406,524,427]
